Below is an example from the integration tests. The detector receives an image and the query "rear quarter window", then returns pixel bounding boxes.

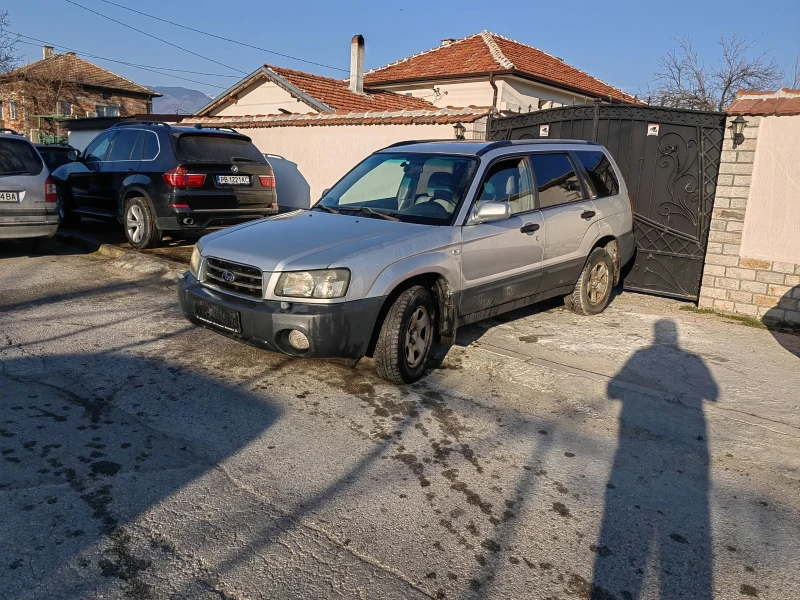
[0,138,44,176]
[174,134,265,163]
[574,151,619,198]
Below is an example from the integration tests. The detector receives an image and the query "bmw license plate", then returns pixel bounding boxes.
[216,175,250,186]
[0,192,19,202]
[194,299,241,333]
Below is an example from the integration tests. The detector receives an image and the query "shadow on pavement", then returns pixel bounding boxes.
[766,285,800,358]
[0,351,281,599]
[591,319,718,600]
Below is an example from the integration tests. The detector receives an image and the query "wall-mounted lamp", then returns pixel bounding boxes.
[453,122,466,140]
[730,115,747,147]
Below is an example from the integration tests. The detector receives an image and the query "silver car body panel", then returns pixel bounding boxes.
[0,133,59,240]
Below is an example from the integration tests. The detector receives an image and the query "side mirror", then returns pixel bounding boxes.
[321,188,330,198]
[66,149,79,162]
[469,201,511,224]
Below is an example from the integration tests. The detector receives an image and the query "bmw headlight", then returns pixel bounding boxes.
[190,246,202,278]
[275,269,350,299]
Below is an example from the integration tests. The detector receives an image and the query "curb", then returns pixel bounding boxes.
[55,230,187,277]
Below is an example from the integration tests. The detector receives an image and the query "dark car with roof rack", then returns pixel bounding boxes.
[52,121,278,249]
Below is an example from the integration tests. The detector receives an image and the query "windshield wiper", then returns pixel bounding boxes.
[358,206,400,221]
[312,204,339,214]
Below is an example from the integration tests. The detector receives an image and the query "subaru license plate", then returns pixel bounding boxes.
[216,175,250,186]
[194,299,241,333]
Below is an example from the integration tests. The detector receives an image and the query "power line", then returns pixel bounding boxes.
[65,0,248,75]
[14,37,228,89]
[98,0,349,74]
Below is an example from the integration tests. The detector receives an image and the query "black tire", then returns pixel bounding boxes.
[565,247,614,316]
[374,285,436,384]
[32,236,57,254]
[124,196,162,250]
[57,191,80,227]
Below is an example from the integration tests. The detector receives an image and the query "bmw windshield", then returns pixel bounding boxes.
[315,152,478,225]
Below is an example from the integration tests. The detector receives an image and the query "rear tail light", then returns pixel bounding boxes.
[259,174,275,188]
[163,167,206,188]
[45,175,58,203]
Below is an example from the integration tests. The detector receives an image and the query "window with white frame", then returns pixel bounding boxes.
[95,105,120,117]
[9,100,17,120]
[0,101,3,119]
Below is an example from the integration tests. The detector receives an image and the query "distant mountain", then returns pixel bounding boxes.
[149,86,213,115]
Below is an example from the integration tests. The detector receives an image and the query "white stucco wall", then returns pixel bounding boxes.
[376,79,494,109]
[740,115,800,264]
[67,129,102,152]
[245,123,470,209]
[212,80,315,117]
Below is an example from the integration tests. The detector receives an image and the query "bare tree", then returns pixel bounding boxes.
[788,55,800,89]
[653,33,783,111]
[18,69,83,136]
[0,10,20,74]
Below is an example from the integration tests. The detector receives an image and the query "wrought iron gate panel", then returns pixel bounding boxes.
[488,103,726,300]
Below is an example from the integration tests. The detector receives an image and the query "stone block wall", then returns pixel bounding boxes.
[698,115,800,324]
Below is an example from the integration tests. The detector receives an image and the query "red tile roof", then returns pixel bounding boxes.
[184,106,491,129]
[269,66,436,112]
[363,31,636,103]
[727,89,800,116]
[1,53,158,96]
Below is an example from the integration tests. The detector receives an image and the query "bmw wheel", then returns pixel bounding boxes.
[124,197,163,250]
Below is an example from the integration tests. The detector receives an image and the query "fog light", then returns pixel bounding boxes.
[288,329,310,351]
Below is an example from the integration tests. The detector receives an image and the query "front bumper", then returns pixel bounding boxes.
[179,273,385,359]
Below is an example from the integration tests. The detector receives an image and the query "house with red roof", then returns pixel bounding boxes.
[188,33,635,207]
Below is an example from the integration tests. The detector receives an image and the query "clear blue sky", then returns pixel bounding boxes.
[7,0,800,98]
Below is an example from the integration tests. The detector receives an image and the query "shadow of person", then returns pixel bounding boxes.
[764,285,800,358]
[591,320,719,600]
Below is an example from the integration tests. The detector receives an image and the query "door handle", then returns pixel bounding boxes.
[581,210,596,220]
[520,222,540,234]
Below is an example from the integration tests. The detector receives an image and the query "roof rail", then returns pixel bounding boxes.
[378,139,449,151]
[475,140,511,156]
[112,120,172,128]
[0,127,22,136]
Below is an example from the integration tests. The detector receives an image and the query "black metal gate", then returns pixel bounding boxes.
[487,103,726,300]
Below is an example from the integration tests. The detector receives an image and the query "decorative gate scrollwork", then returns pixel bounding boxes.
[488,103,726,300]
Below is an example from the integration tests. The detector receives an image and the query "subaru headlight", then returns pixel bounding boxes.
[190,246,202,278]
[275,269,350,299]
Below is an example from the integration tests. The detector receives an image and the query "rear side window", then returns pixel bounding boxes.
[529,153,584,209]
[574,151,619,198]
[142,131,159,160]
[175,134,265,163]
[0,138,44,176]
[108,130,142,161]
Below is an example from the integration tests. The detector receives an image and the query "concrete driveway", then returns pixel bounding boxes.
[1,240,799,600]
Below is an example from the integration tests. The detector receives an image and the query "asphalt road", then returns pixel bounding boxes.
[1,240,799,600]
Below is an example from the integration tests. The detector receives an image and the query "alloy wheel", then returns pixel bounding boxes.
[404,306,431,368]
[126,204,144,244]
[588,262,610,305]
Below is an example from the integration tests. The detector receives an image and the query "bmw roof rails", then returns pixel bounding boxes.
[0,127,22,136]
[112,120,172,128]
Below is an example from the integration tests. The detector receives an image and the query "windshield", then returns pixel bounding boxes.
[317,152,478,225]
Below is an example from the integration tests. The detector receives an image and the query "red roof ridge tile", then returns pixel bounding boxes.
[364,32,489,77]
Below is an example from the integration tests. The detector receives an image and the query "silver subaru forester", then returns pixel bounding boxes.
[180,139,635,383]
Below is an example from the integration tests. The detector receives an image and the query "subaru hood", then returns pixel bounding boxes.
[198,210,431,272]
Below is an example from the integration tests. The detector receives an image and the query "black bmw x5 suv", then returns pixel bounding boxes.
[53,121,278,248]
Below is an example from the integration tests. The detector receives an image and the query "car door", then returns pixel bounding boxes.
[459,156,545,317]
[530,152,599,292]
[101,129,143,216]
[71,130,116,212]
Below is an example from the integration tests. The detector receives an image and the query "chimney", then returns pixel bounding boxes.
[441,38,456,47]
[349,35,365,95]
[43,45,55,60]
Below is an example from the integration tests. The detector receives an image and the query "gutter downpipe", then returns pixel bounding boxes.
[487,72,499,141]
